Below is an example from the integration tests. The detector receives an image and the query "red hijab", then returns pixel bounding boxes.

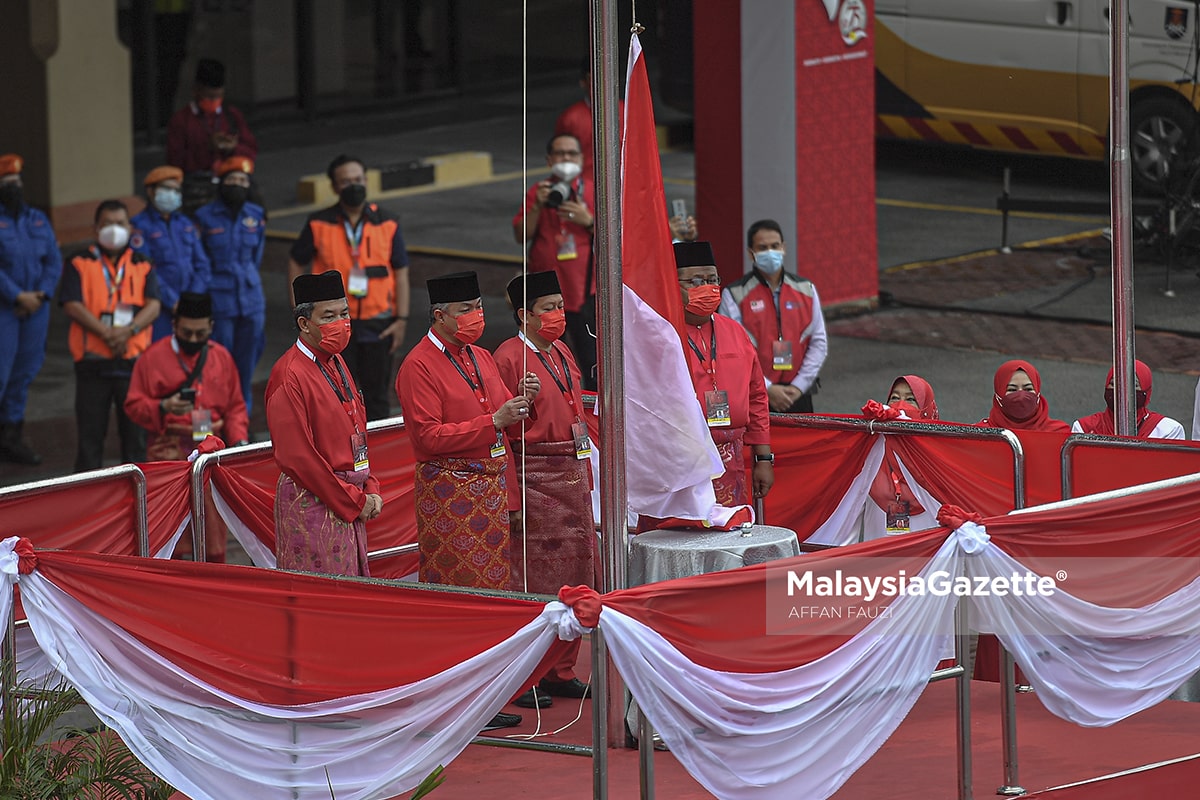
[983,359,1070,433]
[1074,360,1165,437]
[870,375,941,513]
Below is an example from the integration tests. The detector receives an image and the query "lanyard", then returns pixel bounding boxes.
[100,252,126,308]
[686,323,719,387]
[343,217,364,267]
[533,343,579,417]
[773,284,784,341]
[316,355,363,433]
[441,344,492,413]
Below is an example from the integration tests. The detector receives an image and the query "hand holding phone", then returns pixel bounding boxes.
[180,387,197,404]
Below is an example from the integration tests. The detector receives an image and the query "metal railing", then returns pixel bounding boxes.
[769,414,1027,799]
[1061,433,1200,500]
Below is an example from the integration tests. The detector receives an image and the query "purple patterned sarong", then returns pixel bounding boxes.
[274,471,370,577]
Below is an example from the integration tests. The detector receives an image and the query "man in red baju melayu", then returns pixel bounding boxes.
[265,271,382,577]
[494,271,596,709]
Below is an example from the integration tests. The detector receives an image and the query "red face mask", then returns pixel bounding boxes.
[453,308,485,345]
[999,390,1039,422]
[316,319,351,355]
[685,284,722,317]
[198,97,222,115]
[534,308,566,342]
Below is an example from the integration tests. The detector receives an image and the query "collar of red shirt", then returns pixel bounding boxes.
[426,329,466,355]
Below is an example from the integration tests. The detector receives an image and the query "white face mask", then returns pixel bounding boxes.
[98,224,130,251]
[551,161,582,182]
[753,249,784,274]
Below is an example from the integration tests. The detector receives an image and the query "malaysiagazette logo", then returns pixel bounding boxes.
[786,568,1058,602]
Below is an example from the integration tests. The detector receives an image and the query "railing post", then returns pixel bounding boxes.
[956,598,973,800]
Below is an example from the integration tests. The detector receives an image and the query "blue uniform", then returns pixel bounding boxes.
[0,204,60,424]
[130,207,212,341]
[194,199,266,414]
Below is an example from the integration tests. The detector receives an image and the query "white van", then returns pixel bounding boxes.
[875,0,1200,191]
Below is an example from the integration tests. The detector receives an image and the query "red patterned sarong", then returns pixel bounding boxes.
[274,471,370,577]
[711,426,748,507]
[415,456,511,589]
[510,440,598,593]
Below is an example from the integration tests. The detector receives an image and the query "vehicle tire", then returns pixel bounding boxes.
[1129,96,1200,195]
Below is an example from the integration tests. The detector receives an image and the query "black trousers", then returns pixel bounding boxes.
[565,297,597,392]
[775,378,818,414]
[343,325,394,421]
[74,360,146,473]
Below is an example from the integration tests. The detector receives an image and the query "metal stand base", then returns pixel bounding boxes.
[996,786,1027,796]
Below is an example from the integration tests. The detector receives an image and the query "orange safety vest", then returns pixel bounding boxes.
[67,246,154,361]
[303,204,402,321]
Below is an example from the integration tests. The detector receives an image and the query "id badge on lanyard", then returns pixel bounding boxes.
[351,431,370,471]
[886,498,911,534]
[572,420,592,459]
[556,229,578,260]
[490,430,507,458]
[704,390,731,427]
[772,339,793,371]
[191,409,213,442]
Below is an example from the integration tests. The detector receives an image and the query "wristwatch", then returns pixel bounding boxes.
[754,453,775,464]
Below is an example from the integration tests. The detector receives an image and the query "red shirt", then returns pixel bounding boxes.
[265,341,378,522]
[396,331,516,463]
[683,315,770,446]
[166,102,258,174]
[494,334,586,444]
[125,336,249,446]
[513,177,595,313]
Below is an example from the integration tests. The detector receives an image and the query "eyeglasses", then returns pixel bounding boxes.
[678,276,721,288]
[550,150,582,157]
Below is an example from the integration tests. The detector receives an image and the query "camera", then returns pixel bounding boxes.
[545,180,572,208]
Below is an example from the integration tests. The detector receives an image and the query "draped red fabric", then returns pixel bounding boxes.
[891,427,1068,512]
[33,550,546,705]
[210,427,420,577]
[25,470,1200,699]
[0,461,190,558]
[764,420,878,537]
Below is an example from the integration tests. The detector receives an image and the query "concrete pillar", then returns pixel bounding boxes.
[0,0,133,243]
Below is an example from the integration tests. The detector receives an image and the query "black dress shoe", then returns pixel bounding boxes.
[513,688,553,709]
[481,712,522,732]
[539,677,590,698]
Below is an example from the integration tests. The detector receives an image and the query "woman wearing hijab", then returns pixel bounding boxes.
[981,359,1070,433]
[1073,360,1185,439]
[864,375,942,538]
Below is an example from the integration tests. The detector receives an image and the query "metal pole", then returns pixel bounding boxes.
[998,431,1025,797]
[590,0,626,758]
[1110,0,1136,436]
[592,628,611,799]
[0,604,14,756]
[638,706,655,798]
[955,599,973,800]
[1000,167,1012,253]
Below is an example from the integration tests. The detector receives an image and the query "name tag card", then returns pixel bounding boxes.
[351,431,370,471]
[572,420,592,460]
[191,409,213,442]
[490,431,507,459]
[348,266,369,297]
[704,390,731,428]
[772,340,793,371]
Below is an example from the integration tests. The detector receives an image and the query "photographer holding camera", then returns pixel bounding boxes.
[513,134,597,389]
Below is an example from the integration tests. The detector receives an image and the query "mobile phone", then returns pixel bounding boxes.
[671,198,688,219]
[180,388,197,403]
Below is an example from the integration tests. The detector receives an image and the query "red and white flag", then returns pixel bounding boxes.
[619,34,741,526]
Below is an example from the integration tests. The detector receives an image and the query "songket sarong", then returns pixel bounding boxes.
[509,440,598,593]
[710,426,748,507]
[415,456,511,589]
[274,470,370,577]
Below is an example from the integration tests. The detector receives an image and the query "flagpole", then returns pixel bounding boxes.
[589,0,628,758]
[1109,0,1136,436]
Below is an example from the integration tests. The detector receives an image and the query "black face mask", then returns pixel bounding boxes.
[339,183,367,207]
[219,184,248,209]
[176,337,207,356]
[1103,388,1148,411]
[0,183,22,214]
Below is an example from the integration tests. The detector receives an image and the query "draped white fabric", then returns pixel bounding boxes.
[212,484,276,568]
[153,514,191,559]
[600,533,961,800]
[16,567,574,800]
[968,543,1200,726]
